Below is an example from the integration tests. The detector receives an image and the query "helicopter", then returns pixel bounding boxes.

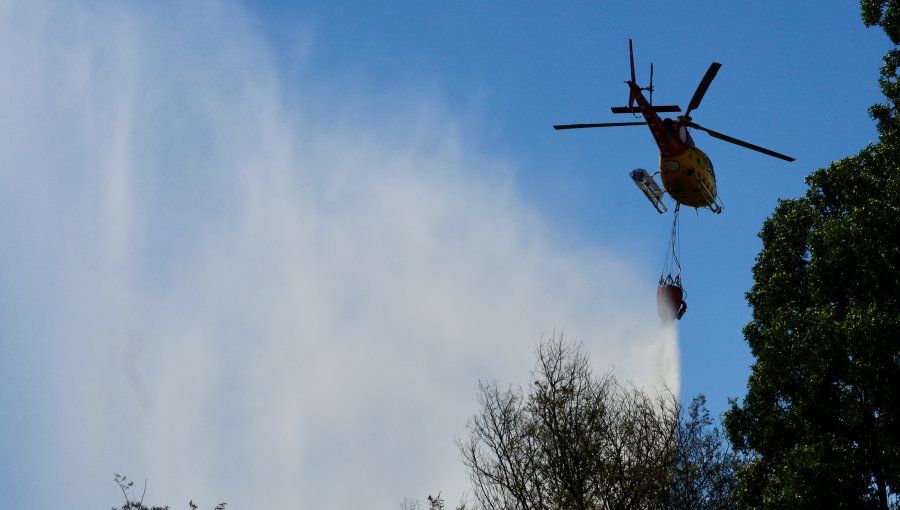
[554,39,794,215]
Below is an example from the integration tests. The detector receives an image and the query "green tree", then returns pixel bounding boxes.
[460,337,740,510]
[724,3,900,508]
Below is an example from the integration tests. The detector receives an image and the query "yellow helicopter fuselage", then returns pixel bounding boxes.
[627,80,721,212]
[658,145,717,209]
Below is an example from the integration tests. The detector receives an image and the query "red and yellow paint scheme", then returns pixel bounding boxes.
[554,39,793,215]
[625,76,721,211]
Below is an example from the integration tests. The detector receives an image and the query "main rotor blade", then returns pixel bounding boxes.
[686,121,795,162]
[554,122,647,130]
[684,62,721,118]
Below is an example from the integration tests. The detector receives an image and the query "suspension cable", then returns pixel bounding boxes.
[660,203,682,287]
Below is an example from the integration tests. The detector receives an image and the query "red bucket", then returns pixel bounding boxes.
[657,284,687,321]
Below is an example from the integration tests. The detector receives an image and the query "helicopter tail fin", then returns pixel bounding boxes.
[619,40,679,115]
[628,39,637,108]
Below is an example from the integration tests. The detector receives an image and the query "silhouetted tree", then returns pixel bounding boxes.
[668,396,741,510]
[460,337,740,510]
[724,3,900,508]
[400,492,468,510]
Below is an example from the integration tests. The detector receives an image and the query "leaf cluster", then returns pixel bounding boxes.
[863,0,900,131]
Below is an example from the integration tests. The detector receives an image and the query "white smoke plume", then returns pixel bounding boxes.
[0,2,677,508]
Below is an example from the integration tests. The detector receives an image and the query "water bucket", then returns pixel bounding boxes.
[657,283,687,321]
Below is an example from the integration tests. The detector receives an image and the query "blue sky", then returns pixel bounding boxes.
[244,0,890,414]
[0,1,892,509]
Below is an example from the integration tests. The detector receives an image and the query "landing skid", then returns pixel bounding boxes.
[697,179,723,214]
[629,168,668,214]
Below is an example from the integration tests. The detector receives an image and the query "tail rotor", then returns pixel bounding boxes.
[644,63,654,106]
[627,40,657,107]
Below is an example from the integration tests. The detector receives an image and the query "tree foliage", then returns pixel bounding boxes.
[669,396,742,510]
[724,115,900,510]
[460,337,740,510]
[724,3,900,508]
[863,0,900,132]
